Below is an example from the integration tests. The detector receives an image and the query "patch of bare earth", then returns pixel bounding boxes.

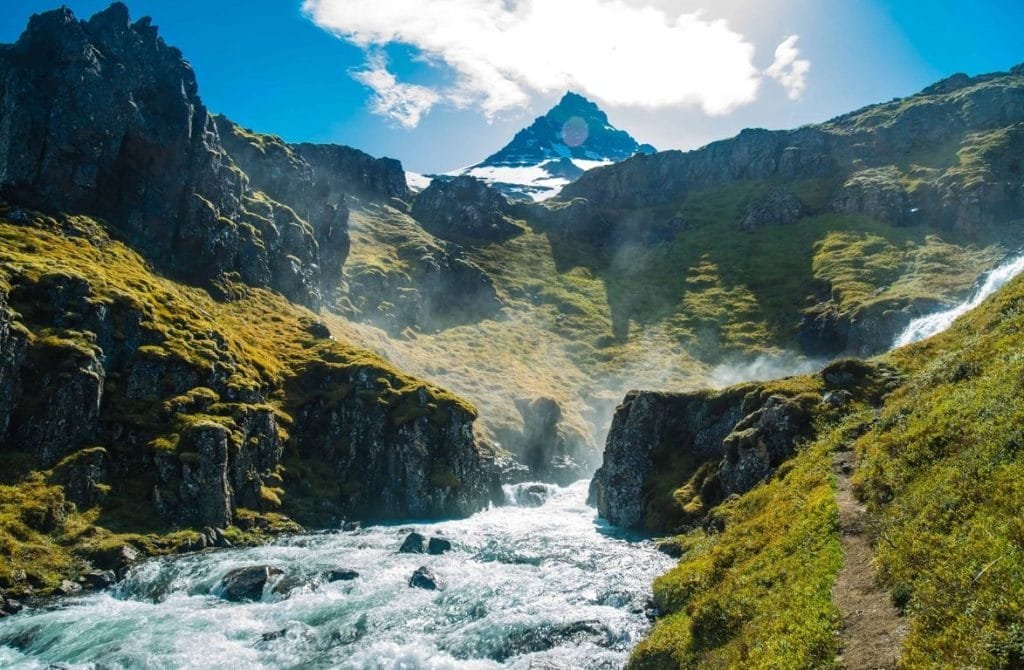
[832,447,908,669]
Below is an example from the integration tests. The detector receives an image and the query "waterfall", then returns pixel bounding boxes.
[893,254,1024,348]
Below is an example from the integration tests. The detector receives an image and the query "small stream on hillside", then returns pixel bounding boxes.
[0,481,673,669]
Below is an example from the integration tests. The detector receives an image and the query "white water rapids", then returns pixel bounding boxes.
[893,253,1024,348]
[0,481,672,669]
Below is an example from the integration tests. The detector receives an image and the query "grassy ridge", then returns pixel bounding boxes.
[627,273,1024,668]
[855,276,1024,666]
[630,414,849,669]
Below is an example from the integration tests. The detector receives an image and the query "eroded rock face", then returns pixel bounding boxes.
[0,290,28,444]
[508,397,593,484]
[557,67,1024,232]
[830,167,911,225]
[0,246,499,532]
[589,388,751,529]
[13,338,105,468]
[296,143,410,202]
[741,188,805,230]
[155,422,233,529]
[287,365,502,523]
[719,395,815,493]
[213,116,351,299]
[412,176,521,241]
[0,4,344,307]
[591,387,817,530]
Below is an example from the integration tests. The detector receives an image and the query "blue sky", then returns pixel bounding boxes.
[2,1,1023,174]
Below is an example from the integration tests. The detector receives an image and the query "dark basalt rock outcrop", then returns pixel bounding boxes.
[0,4,346,307]
[0,234,500,538]
[295,143,410,202]
[593,361,899,530]
[412,176,522,241]
[590,388,817,530]
[589,387,753,529]
[286,367,502,522]
[741,188,805,230]
[719,395,814,493]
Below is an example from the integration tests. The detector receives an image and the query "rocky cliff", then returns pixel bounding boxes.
[560,67,1024,224]
[0,3,350,307]
[0,207,501,596]
[591,358,898,531]
[544,65,1024,356]
[0,3,502,599]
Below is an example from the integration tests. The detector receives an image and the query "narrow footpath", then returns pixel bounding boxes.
[832,447,908,669]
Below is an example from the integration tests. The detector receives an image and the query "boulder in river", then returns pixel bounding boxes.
[0,595,23,617]
[217,566,284,602]
[325,569,360,582]
[427,537,453,555]
[398,532,426,554]
[409,566,442,590]
[81,570,117,589]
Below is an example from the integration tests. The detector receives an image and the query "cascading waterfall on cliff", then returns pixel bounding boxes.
[894,253,1024,348]
[0,481,672,669]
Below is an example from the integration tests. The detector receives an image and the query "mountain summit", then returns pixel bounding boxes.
[448,91,655,201]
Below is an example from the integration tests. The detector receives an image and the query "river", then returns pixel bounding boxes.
[0,481,673,669]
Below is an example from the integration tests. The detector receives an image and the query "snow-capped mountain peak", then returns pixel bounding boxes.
[450,91,655,201]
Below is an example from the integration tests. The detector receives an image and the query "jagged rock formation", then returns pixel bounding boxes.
[591,359,897,530]
[0,3,347,307]
[295,143,410,202]
[412,176,521,241]
[740,188,805,230]
[0,2,507,595]
[455,91,655,201]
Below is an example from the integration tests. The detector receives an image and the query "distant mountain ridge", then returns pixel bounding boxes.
[446,91,655,201]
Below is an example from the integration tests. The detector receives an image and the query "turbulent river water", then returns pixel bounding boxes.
[0,481,673,669]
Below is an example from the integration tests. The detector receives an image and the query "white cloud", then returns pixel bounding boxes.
[765,35,811,100]
[351,52,441,128]
[303,0,810,126]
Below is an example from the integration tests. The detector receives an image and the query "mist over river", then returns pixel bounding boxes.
[0,481,672,669]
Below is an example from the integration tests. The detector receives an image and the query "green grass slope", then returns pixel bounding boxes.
[628,271,1024,668]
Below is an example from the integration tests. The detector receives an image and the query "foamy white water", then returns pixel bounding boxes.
[0,481,671,669]
[893,254,1024,348]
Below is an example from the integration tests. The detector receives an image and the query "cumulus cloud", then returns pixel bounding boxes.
[351,52,441,128]
[765,35,811,100]
[303,0,810,126]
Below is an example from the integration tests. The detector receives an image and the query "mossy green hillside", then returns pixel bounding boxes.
[627,272,1024,668]
[630,413,862,669]
[850,273,1024,667]
[333,177,1013,458]
[0,206,477,595]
